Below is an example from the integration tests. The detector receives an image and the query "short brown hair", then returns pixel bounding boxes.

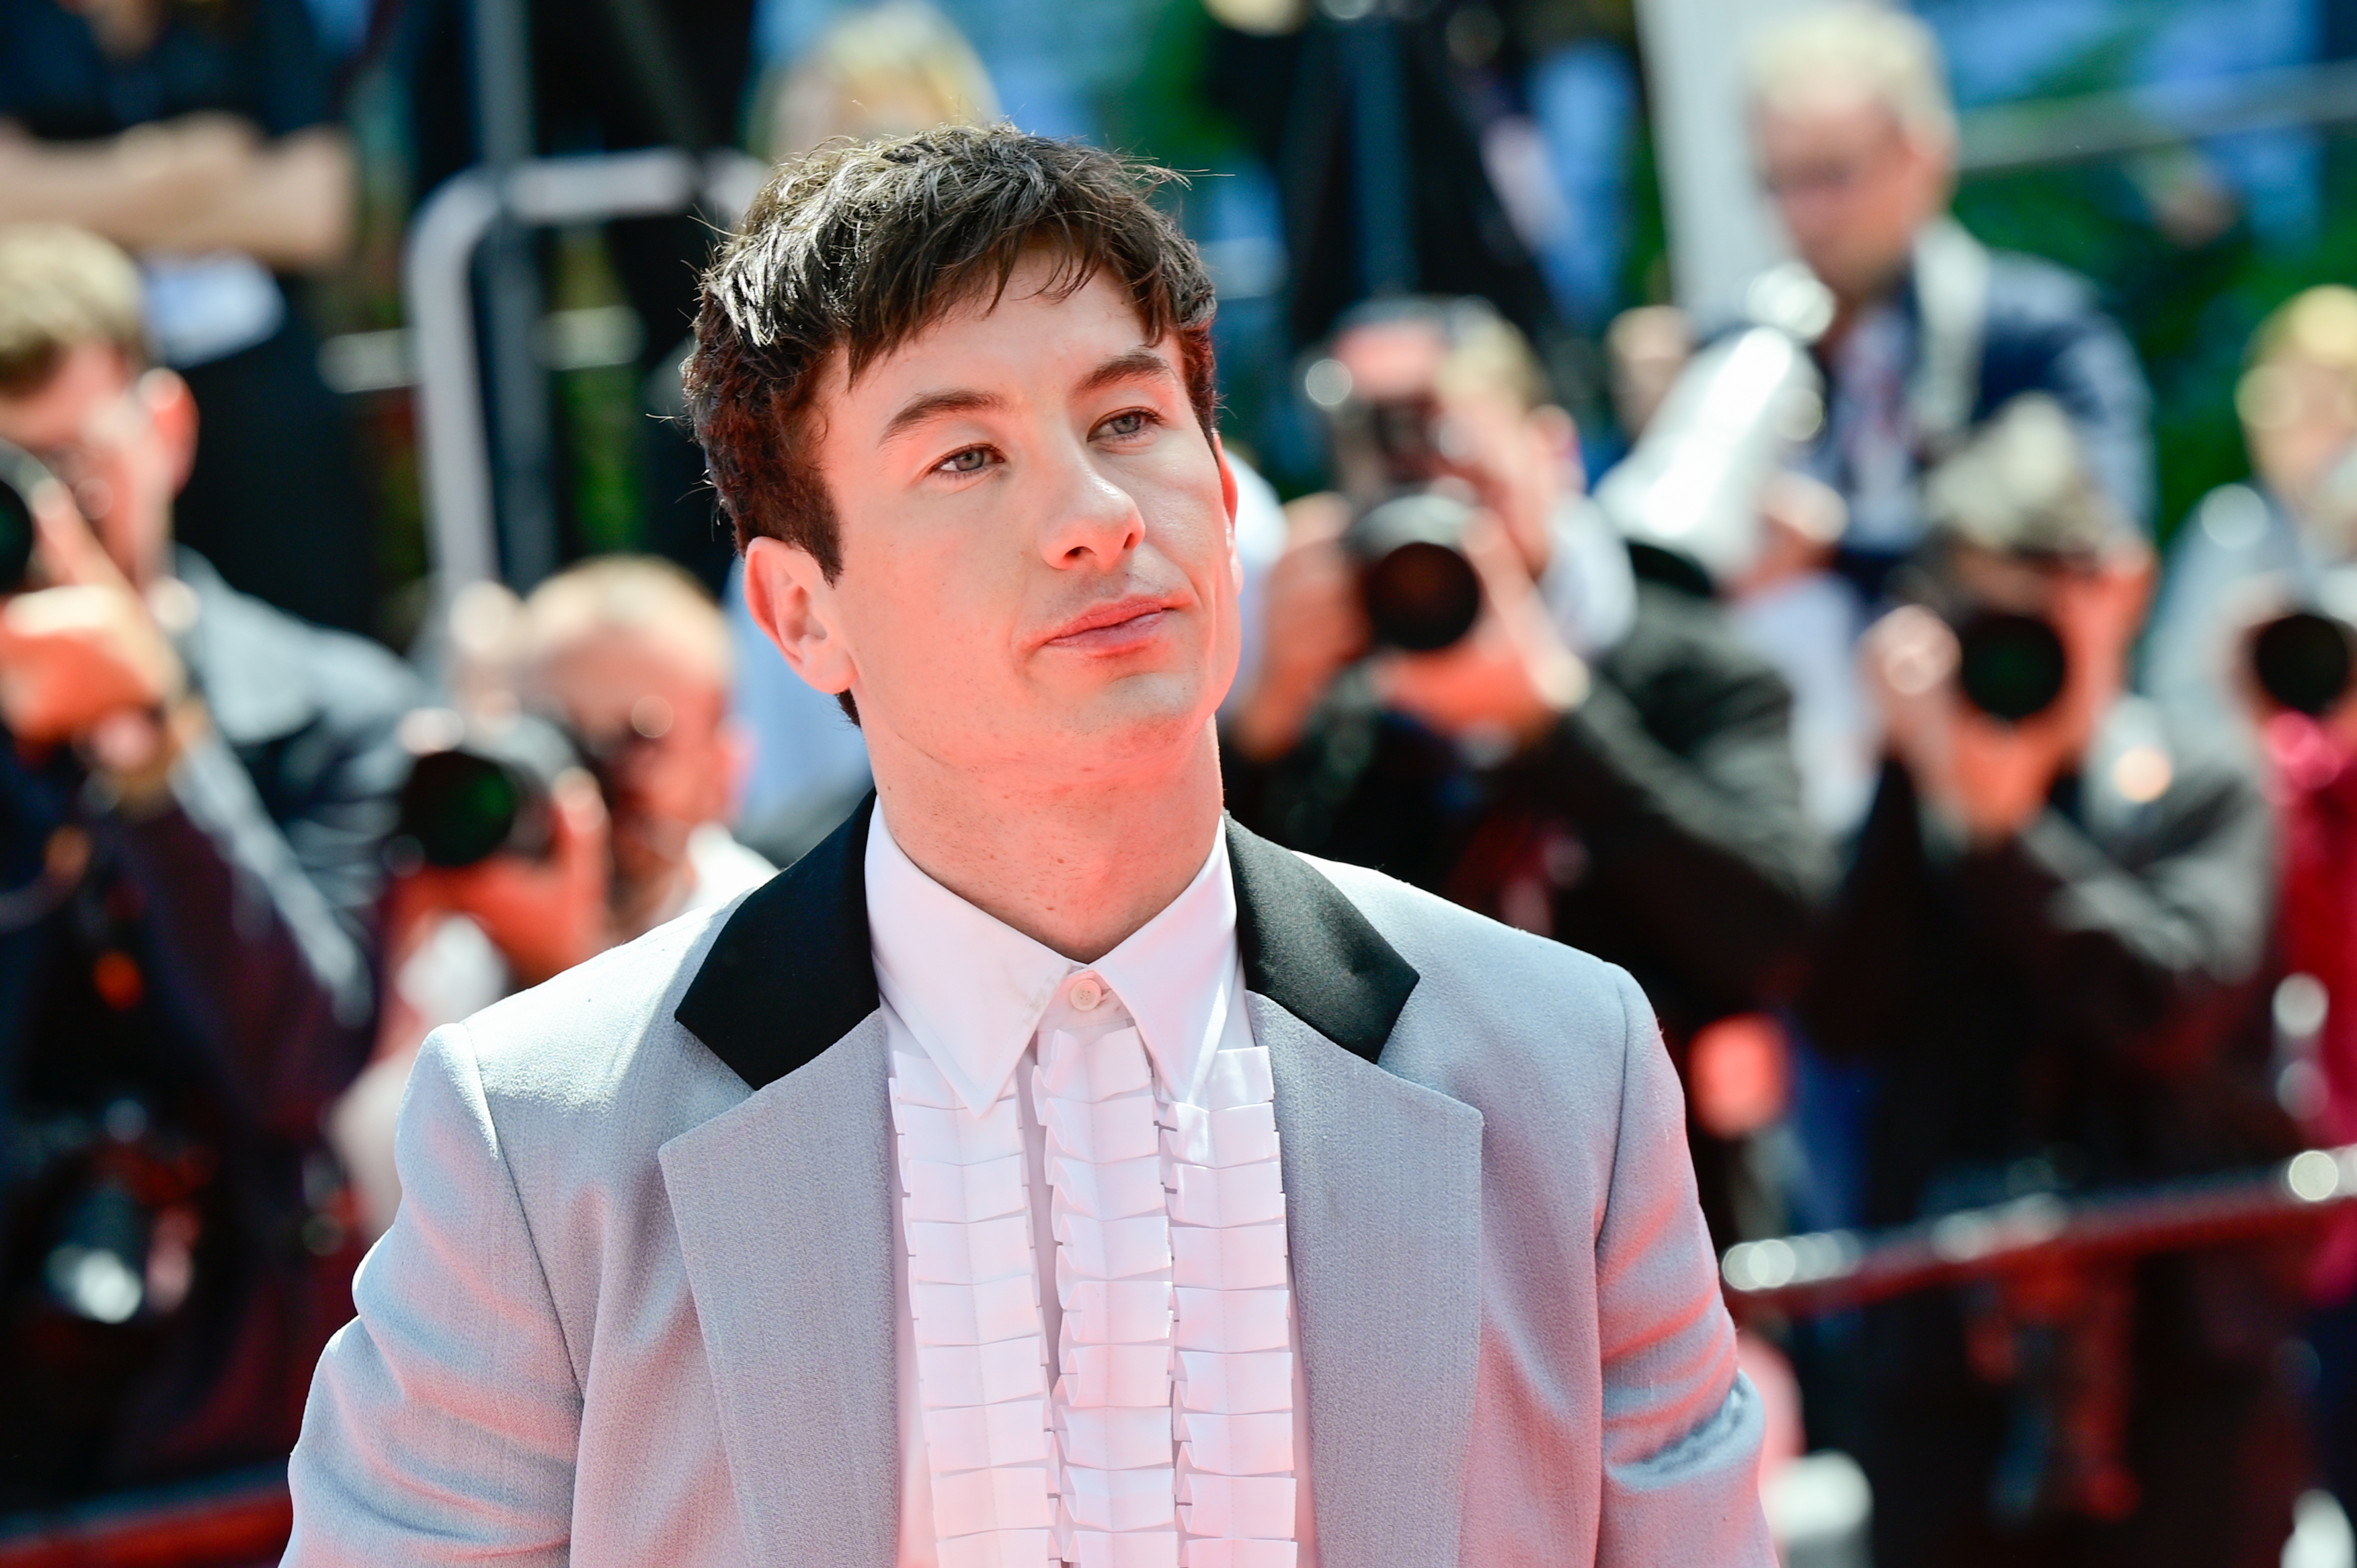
[0,224,147,396]
[684,125,1220,576]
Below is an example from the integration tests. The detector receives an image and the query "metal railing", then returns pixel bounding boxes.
[0,1466,289,1568]
[1722,1145,2357,1317]
[401,147,765,593]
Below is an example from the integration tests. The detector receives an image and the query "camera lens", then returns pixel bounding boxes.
[395,750,530,868]
[2251,610,2354,717]
[1956,612,2069,723]
[0,438,54,595]
[1344,492,1484,653]
[391,711,581,870]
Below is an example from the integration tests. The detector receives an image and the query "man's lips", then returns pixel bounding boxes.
[1039,595,1179,653]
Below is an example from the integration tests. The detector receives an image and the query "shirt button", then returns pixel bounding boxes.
[1069,975,1105,1012]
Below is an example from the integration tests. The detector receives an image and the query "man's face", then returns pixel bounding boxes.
[1329,321,1570,573]
[753,259,1238,787]
[2241,354,2357,524]
[1757,96,1951,306]
[0,342,190,587]
[529,627,737,901]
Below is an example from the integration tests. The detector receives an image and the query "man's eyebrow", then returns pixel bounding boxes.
[1078,347,1181,397]
[880,388,1006,445]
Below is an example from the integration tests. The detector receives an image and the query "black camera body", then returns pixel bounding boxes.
[0,436,55,595]
[391,710,585,870]
[1324,389,1488,654]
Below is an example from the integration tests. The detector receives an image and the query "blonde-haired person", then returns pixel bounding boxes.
[1746,1,2152,581]
[2145,286,2357,731]
[749,0,997,165]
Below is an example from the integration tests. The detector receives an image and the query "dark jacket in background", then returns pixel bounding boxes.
[1226,577,1834,1238]
[1798,704,2304,1568]
[0,552,416,1510]
[0,0,379,636]
[1804,224,2155,598]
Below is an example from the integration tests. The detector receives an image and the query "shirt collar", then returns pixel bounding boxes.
[865,809,1239,1113]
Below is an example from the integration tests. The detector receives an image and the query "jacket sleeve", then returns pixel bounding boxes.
[284,1024,582,1565]
[1515,632,1834,1009]
[1593,964,1773,1565]
[1952,759,2274,1074]
[110,704,399,1141]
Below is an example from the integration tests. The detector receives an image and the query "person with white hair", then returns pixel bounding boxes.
[1746,1,2153,597]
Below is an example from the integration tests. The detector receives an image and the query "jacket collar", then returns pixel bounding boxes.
[675,794,1419,1088]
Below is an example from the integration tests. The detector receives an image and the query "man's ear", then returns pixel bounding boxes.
[1211,431,1241,586]
[141,370,198,494]
[743,535,857,699]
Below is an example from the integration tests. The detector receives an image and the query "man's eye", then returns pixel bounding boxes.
[1100,411,1153,440]
[937,447,991,475]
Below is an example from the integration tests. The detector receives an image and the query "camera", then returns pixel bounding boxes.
[390,708,585,870]
[1341,491,1484,653]
[2249,610,2356,717]
[1317,384,1488,653]
[1954,611,2069,723]
[0,437,56,594]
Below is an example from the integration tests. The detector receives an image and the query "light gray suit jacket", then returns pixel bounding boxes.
[284,806,1769,1567]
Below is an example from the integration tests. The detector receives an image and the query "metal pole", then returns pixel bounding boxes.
[469,0,559,589]
[1630,0,1813,323]
[405,149,762,594]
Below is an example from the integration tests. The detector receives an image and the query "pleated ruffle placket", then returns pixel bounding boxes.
[1162,1042,1297,1568]
[892,1050,1057,1568]
[1037,1025,1178,1567]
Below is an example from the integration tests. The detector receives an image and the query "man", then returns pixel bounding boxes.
[1747,3,2152,593]
[1225,296,1831,1242]
[285,128,1769,1565]
[2144,285,2357,733]
[0,224,414,1505]
[333,557,772,1237]
[1800,397,2301,1568]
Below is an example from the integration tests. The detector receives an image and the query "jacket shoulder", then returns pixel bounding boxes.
[1305,852,1650,1077]
[454,899,750,1137]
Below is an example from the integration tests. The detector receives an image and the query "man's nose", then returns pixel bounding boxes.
[1036,446,1144,568]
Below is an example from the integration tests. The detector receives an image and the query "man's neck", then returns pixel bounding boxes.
[869,725,1227,964]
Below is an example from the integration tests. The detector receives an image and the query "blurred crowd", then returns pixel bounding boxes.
[5,0,2357,1565]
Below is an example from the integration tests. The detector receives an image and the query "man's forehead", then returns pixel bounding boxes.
[1755,90,1901,152]
[1334,321,1444,399]
[830,267,1172,407]
[0,342,134,448]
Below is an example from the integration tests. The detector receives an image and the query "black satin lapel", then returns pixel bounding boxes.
[675,794,879,1089]
[1225,817,1419,1064]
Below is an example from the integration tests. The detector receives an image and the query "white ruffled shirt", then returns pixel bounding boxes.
[867,811,1315,1568]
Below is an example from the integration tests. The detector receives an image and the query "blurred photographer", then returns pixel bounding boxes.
[2147,290,2357,1522]
[1748,3,2153,589]
[1800,395,2301,1568]
[0,224,417,1506]
[2145,286,2357,735]
[1224,296,1833,1243]
[333,556,769,1237]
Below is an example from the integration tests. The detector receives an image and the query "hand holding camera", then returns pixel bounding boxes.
[1371,498,1589,746]
[0,440,189,777]
[384,708,612,989]
[1863,603,2077,845]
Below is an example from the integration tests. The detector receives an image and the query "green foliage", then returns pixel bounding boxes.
[1956,131,2357,544]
